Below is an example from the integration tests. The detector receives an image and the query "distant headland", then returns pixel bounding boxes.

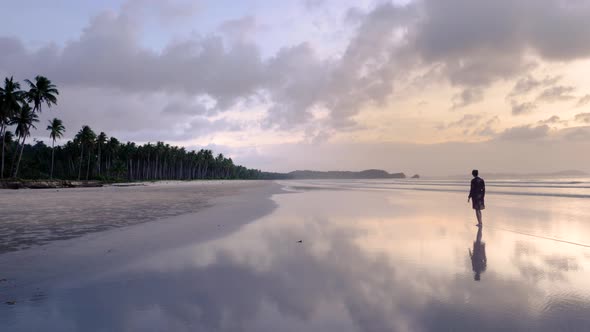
[262,169,407,180]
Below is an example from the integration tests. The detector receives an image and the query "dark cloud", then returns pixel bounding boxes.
[452,88,483,109]
[536,85,577,102]
[508,75,561,97]
[511,101,537,115]
[161,101,209,116]
[412,0,590,70]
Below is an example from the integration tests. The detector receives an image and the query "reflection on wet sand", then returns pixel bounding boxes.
[469,226,487,281]
[2,185,590,331]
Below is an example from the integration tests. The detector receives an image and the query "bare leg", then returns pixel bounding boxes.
[475,210,482,225]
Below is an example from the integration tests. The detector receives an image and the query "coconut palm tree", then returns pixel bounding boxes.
[96,132,107,177]
[104,136,120,177]
[47,118,65,179]
[12,103,39,178]
[10,76,59,178]
[75,125,96,180]
[24,76,58,114]
[0,77,23,179]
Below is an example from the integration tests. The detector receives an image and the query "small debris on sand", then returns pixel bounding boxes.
[5,301,16,305]
[297,240,303,243]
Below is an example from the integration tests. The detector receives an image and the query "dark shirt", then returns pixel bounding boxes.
[469,177,485,200]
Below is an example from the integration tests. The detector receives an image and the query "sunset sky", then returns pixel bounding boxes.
[2,0,590,176]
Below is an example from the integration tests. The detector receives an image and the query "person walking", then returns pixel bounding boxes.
[468,169,485,226]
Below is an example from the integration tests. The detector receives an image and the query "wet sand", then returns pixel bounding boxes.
[0,181,270,253]
[2,179,590,331]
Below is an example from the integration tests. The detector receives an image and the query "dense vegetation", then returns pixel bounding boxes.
[0,76,269,181]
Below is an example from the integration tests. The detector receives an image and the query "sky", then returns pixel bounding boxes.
[2,0,590,176]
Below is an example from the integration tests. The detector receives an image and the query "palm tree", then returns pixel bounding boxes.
[12,103,39,178]
[0,77,23,179]
[104,136,120,177]
[47,118,65,179]
[96,132,107,177]
[75,125,96,180]
[24,76,58,114]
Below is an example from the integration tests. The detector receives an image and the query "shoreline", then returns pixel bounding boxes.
[0,178,269,190]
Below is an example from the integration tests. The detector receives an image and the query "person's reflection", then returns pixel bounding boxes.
[469,226,487,281]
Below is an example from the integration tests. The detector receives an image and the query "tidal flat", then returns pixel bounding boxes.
[2,179,590,331]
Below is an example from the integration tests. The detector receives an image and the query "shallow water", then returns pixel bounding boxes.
[2,181,590,331]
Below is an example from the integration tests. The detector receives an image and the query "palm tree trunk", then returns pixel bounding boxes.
[50,139,56,179]
[78,145,84,180]
[10,135,21,175]
[13,127,29,178]
[1,124,6,179]
[86,149,91,180]
[97,145,101,177]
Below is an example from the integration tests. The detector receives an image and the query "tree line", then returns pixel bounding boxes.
[0,76,272,181]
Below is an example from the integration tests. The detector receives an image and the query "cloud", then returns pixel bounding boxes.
[508,75,561,97]
[121,0,200,24]
[161,101,210,116]
[218,16,259,44]
[577,94,590,107]
[3,0,590,150]
[497,124,550,141]
[442,114,499,138]
[446,114,483,128]
[0,2,416,132]
[511,101,537,115]
[409,0,590,89]
[538,115,567,126]
[557,126,590,142]
[473,116,500,137]
[188,117,243,136]
[452,88,483,109]
[303,0,326,10]
[536,86,576,102]
[574,113,590,124]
